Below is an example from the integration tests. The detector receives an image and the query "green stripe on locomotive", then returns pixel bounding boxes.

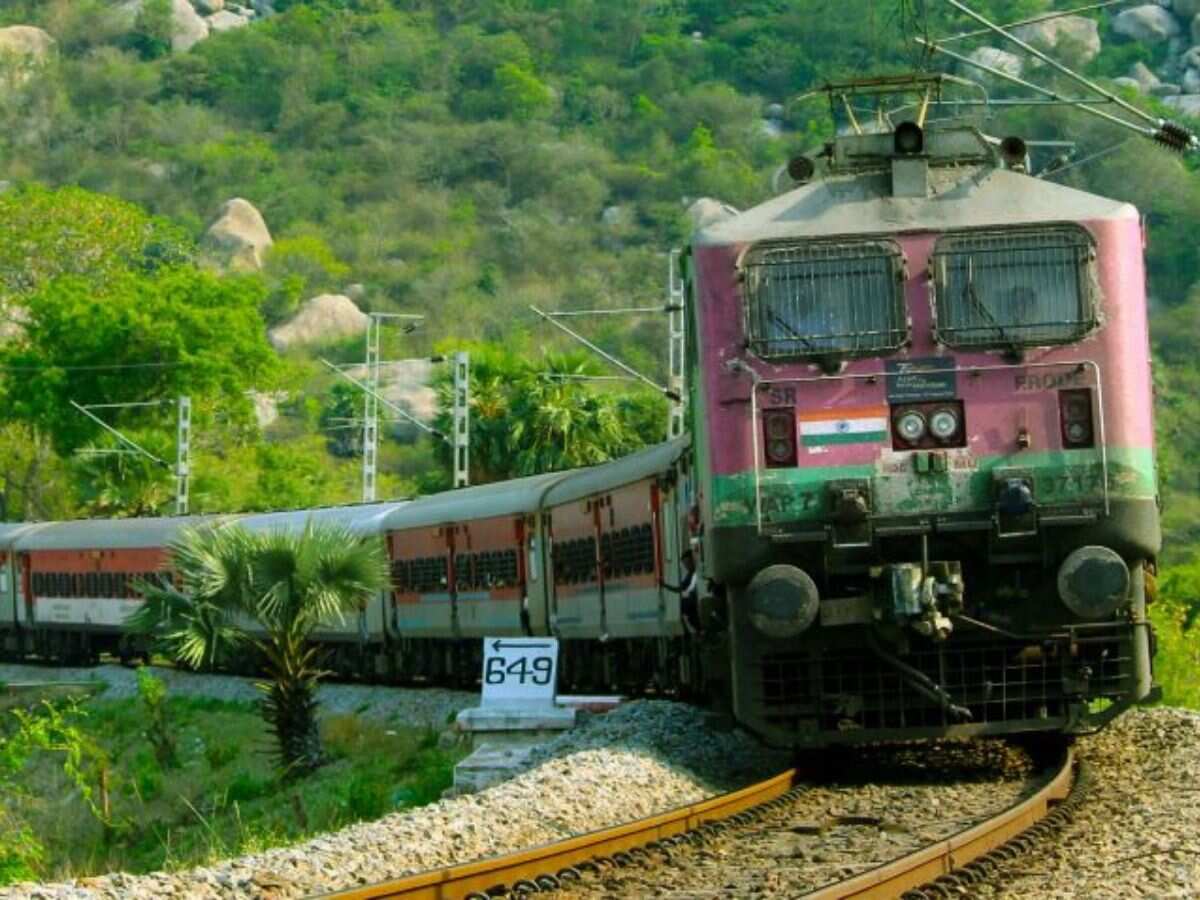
[710,446,1156,528]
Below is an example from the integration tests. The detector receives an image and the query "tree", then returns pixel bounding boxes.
[432,342,665,483]
[129,522,389,777]
[0,184,191,301]
[0,266,277,454]
[71,430,175,517]
[318,382,362,458]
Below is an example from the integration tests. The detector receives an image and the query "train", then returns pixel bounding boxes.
[0,440,705,697]
[0,90,1161,749]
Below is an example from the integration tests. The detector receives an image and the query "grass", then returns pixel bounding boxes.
[4,694,465,883]
[1150,601,1200,710]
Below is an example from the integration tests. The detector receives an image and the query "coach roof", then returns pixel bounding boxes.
[11,514,229,551]
[235,501,409,537]
[542,437,689,507]
[382,471,571,531]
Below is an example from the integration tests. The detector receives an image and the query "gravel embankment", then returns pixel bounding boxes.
[0,663,474,727]
[976,707,1200,900]
[1,700,788,900]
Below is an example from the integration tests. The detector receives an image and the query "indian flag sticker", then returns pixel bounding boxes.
[798,406,889,449]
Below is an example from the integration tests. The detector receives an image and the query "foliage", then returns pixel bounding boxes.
[5,692,464,881]
[130,523,390,777]
[71,430,176,518]
[1149,562,1200,709]
[0,423,76,521]
[0,184,191,301]
[432,341,667,483]
[317,382,362,458]
[0,699,112,884]
[0,264,277,455]
[136,670,179,770]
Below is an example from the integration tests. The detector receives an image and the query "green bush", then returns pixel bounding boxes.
[226,771,274,804]
[204,741,239,771]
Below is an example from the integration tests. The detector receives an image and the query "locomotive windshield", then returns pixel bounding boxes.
[742,239,907,361]
[931,226,1097,351]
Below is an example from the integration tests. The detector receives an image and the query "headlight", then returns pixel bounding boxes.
[895,410,927,443]
[1057,546,1130,620]
[929,408,960,441]
[747,565,820,639]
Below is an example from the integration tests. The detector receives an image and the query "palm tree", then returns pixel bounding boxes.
[129,521,389,778]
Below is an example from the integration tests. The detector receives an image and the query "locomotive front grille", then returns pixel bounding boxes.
[756,634,1131,734]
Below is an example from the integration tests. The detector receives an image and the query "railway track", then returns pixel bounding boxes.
[318,743,1079,900]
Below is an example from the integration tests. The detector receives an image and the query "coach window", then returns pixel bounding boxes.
[742,239,908,363]
[931,226,1098,352]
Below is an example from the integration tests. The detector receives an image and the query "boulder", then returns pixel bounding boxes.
[0,25,55,62]
[1176,0,1200,18]
[686,197,737,230]
[1192,13,1200,46]
[170,0,209,50]
[193,0,224,12]
[1152,81,1183,95]
[1184,67,1200,93]
[1130,61,1163,91]
[202,198,273,271]
[268,294,368,351]
[117,0,209,52]
[966,46,1024,81]
[341,359,438,433]
[765,102,785,119]
[1164,93,1200,116]
[343,283,366,301]
[1112,6,1181,43]
[600,205,628,227]
[1013,15,1101,63]
[1113,76,1145,93]
[248,391,282,428]
[206,9,251,32]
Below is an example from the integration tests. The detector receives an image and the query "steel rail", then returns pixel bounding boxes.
[801,748,1076,899]
[316,768,800,900]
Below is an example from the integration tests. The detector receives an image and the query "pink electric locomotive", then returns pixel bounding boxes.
[686,98,1159,746]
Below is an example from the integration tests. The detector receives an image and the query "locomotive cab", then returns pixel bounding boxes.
[688,95,1159,747]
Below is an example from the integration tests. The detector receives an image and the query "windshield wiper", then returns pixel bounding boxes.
[962,259,1020,356]
[769,311,819,354]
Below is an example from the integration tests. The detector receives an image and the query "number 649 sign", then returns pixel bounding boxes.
[480,637,559,706]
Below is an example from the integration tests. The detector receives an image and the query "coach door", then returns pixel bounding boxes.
[451,516,524,636]
[598,480,663,639]
[388,527,454,638]
[550,497,604,639]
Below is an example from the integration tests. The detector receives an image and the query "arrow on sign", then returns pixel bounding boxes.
[492,639,555,652]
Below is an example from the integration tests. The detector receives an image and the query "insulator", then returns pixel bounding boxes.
[1153,120,1194,153]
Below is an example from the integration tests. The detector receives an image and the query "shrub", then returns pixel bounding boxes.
[226,771,273,804]
[204,741,239,771]
[136,669,178,769]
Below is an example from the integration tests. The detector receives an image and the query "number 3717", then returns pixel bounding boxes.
[485,655,553,685]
